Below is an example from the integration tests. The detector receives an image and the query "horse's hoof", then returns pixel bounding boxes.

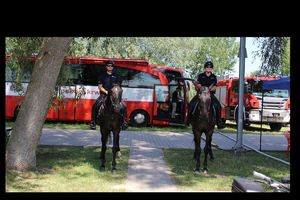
[203,168,208,174]
[117,151,122,159]
[193,169,201,174]
[111,168,117,173]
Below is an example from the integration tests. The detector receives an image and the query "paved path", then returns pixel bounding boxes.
[38,128,288,192]
[125,145,178,192]
[39,129,288,151]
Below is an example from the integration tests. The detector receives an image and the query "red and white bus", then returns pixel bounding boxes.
[5,56,191,126]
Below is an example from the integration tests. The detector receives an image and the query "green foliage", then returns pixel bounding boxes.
[6,37,43,94]
[7,37,240,82]
[191,37,239,78]
[254,37,290,76]
[68,37,239,78]
[282,38,290,76]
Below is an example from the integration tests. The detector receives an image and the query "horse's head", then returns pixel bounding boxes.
[108,83,123,113]
[196,86,211,118]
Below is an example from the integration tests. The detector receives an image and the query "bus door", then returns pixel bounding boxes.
[153,84,186,125]
[169,84,185,125]
[152,85,170,125]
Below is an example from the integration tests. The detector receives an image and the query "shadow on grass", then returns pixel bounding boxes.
[6,145,129,192]
[6,170,41,191]
[164,148,290,190]
[36,145,129,172]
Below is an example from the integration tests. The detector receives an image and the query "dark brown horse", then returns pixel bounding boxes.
[191,86,216,173]
[97,83,123,173]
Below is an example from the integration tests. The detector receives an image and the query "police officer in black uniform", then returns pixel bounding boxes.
[186,61,225,129]
[89,60,128,130]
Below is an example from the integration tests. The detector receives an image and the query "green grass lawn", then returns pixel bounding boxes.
[163,149,290,192]
[5,120,289,135]
[6,146,129,192]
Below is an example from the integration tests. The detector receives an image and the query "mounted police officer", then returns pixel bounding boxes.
[89,60,128,130]
[186,61,225,129]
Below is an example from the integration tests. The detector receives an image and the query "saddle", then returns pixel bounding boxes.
[191,99,216,120]
[96,97,126,123]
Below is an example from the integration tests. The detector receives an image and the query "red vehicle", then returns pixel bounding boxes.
[215,75,290,131]
[5,56,190,126]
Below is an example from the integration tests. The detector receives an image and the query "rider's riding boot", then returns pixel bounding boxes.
[90,98,102,130]
[186,101,196,126]
[89,121,96,130]
[211,97,226,129]
[121,118,129,130]
[216,110,225,129]
[186,96,198,126]
[217,120,226,129]
[186,111,192,126]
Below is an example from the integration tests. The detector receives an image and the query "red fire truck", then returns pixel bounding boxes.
[215,75,290,131]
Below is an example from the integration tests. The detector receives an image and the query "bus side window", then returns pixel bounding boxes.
[127,69,160,88]
[61,64,83,85]
[113,66,129,87]
[81,64,106,86]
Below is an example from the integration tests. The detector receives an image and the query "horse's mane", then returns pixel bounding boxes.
[193,86,213,122]
[98,83,122,123]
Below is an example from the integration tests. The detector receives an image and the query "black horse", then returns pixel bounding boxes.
[191,86,216,173]
[96,83,123,172]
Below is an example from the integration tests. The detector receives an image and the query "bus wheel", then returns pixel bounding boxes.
[13,105,21,122]
[269,123,282,132]
[130,110,149,127]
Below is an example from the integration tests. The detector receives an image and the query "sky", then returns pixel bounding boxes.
[232,37,262,77]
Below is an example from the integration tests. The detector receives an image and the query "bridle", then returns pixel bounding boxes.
[108,84,122,113]
[196,87,211,119]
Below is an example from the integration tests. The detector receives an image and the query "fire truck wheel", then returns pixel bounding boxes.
[130,110,150,127]
[269,123,282,132]
[235,109,250,129]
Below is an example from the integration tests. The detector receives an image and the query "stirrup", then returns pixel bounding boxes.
[89,121,96,130]
[217,121,225,129]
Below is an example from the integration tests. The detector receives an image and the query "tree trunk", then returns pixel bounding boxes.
[6,37,73,171]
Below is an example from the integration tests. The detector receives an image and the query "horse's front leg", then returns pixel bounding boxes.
[193,129,201,173]
[207,128,214,161]
[100,128,109,171]
[203,138,209,173]
[111,129,120,173]
[203,129,214,173]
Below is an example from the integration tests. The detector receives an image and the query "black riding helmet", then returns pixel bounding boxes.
[204,61,214,68]
[106,60,115,66]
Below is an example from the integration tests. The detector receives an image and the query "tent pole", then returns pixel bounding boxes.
[260,90,264,151]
